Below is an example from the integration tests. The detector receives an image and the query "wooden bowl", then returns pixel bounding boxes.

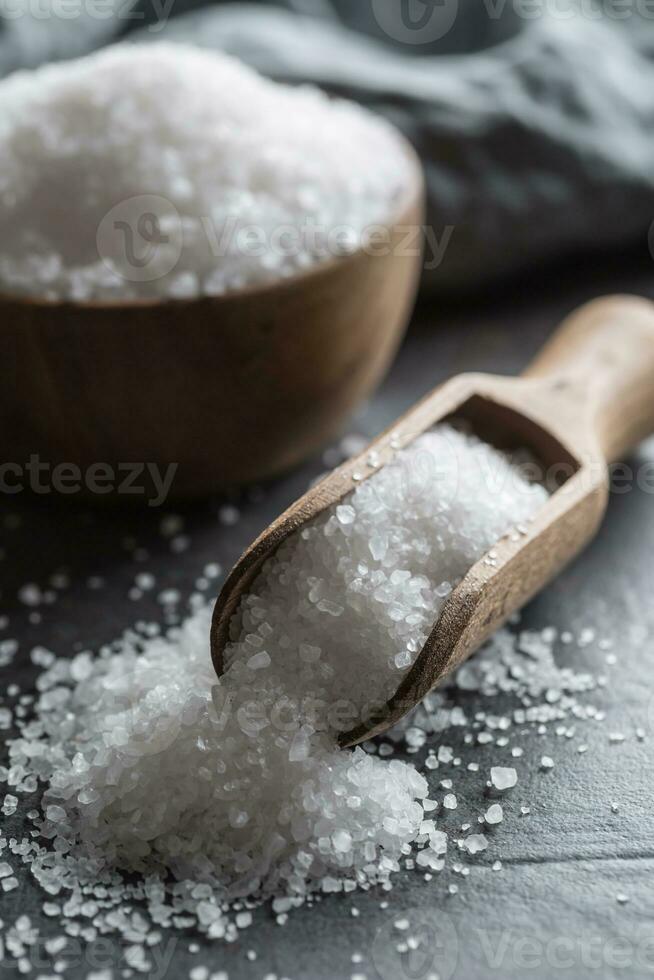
[0,146,424,500]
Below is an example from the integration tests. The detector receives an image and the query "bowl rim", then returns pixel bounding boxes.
[0,135,424,313]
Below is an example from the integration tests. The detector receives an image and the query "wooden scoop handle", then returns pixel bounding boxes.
[523,295,654,462]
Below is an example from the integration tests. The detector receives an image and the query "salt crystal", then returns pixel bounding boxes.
[317,600,344,617]
[332,830,353,853]
[157,589,180,606]
[228,807,250,829]
[2,795,18,815]
[490,767,518,791]
[429,831,448,855]
[484,804,503,825]
[45,805,67,823]
[18,584,42,607]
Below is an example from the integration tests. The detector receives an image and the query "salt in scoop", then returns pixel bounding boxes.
[211,295,654,745]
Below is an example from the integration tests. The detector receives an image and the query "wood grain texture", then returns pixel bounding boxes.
[524,294,654,462]
[211,295,654,745]
[0,142,424,498]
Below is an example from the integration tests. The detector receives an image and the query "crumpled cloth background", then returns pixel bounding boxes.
[2,0,654,292]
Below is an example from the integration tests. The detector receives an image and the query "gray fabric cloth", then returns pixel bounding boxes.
[2,0,654,291]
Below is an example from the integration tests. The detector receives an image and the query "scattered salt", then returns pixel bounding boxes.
[3,423,562,958]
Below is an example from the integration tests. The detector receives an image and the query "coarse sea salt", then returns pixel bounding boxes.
[223,424,549,713]
[0,42,412,302]
[4,425,609,966]
[7,426,548,918]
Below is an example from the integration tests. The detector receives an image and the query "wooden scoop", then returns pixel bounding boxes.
[211,295,654,746]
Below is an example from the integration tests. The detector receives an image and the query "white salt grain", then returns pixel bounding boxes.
[490,767,518,791]
[18,584,42,607]
[484,804,504,826]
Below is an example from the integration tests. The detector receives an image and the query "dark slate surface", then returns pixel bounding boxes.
[2,251,654,979]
